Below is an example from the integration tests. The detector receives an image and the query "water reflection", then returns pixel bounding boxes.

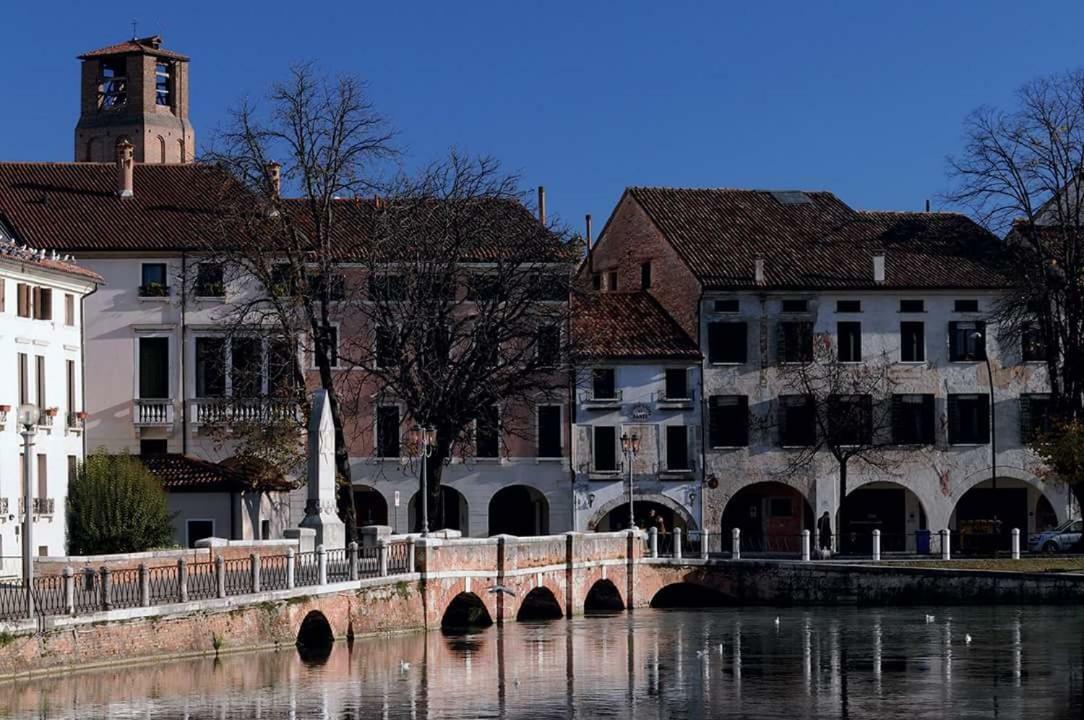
[3,606,1084,719]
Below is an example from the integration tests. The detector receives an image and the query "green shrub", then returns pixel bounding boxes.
[67,451,176,555]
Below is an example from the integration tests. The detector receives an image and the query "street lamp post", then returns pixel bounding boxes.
[17,404,39,619]
[620,433,640,529]
[413,426,435,536]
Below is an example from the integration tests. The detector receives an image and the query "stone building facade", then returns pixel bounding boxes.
[589,187,1072,550]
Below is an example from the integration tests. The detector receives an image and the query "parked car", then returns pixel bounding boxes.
[1028,519,1084,554]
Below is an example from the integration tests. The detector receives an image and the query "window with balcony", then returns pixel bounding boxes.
[376,406,401,457]
[666,426,690,470]
[592,368,616,400]
[231,337,264,398]
[709,395,749,447]
[708,322,747,364]
[837,322,862,362]
[194,263,224,297]
[593,426,617,471]
[140,263,169,297]
[664,368,689,400]
[537,406,562,457]
[779,395,815,446]
[948,394,990,444]
[194,337,226,397]
[900,321,925,362]
[267,339,297,398]
[949,321,986,361]
[892,394,935,445]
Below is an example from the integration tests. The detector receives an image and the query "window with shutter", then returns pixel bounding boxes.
[900,322,925,362]
[593,426,617,471]
[948,394,989,444]
[779,395,815,446]
[838,322,862,362]
[666,426,690,470]
[779,322,813,363]
[707,322,747,364]
[829,395,872,445]
[949,321,986,361]
[708,395,749,447]
[893,394,935,444]
[1020,394,1052,443]
[16,283,29,318]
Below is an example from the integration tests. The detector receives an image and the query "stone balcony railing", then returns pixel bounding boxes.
[192,398,299,426]
[134,399,174,427]
[18,498,55,516]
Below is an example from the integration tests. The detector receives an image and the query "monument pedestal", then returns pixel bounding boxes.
[297,389,347,549]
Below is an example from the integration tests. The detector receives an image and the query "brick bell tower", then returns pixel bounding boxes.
[74,35,195,163]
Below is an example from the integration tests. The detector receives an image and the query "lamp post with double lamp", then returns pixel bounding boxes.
[411,426,436,536]
[17,403,39,619]
[620,433,640,529]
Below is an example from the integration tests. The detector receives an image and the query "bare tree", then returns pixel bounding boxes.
[200,64,396,542]
[336,153,577,531]
[776,332,898,551]
[946,69,1084,515]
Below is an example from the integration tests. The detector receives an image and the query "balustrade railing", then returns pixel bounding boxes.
[192,398,299,426]
[134,399,174,426]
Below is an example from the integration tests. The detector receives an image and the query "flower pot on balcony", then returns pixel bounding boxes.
[44,408,58,417]
[0,405,11,413]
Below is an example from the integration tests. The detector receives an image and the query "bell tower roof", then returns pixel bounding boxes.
[78,35,189,61]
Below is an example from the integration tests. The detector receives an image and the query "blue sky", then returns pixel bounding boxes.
[2,1,1081,231]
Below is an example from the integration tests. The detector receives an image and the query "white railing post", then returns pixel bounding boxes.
[286,548,296,589]
[139,563,150,606]
[215,555,226,598]
[801,529,811,562]
[378,540,389,577]
[250,553,261,594]
[100,567,113,611]
[177,558,188,603]
[317,545,327,585]
[940,529,951,560]
[1011,528,1021,560]
[872,529,881,561]
[408,537,416,573]
[348,541,359,581]
[648,527,658,558]
[701,529,710,560]
[63,566,74,615]
[673,527,683,560]
[732,528,741,560]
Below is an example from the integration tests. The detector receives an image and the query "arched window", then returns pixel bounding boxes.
[178,139,186,163]
[157,136,166,163]
[84,138,99,162]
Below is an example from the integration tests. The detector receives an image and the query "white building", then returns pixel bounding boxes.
[587,187,1072,552]
[0,220,101,573]
[570,292,703,535]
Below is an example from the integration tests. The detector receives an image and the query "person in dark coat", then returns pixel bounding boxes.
[817,511,833,553]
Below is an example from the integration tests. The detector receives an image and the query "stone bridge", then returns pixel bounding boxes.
[6,531,1084,679]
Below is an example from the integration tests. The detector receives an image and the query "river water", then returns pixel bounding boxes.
[4,606,1084,719]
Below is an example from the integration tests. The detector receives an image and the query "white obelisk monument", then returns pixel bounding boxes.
[299,389,346,548]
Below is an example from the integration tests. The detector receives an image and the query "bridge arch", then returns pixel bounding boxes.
[516,586,563,621]
[584,578,624,613]
[589,494,697,533]
[296,610,334,663]
[650,582,733,609]
[441,591,494,632]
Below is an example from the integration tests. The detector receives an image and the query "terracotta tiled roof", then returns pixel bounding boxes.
[625,187,1010,290]
[0,163,568,262]
[140,454,290,493]
[78,36,189,61]
[0,163,234,252]
[572,292,701,360]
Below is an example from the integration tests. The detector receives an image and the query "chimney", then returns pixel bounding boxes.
[115,139,134,198]
[266,162,282,198]
[537,186,546,226]
[585,214,593,246]
[925,198,931,213]
[873,251,886,284]
[754,255,765,285]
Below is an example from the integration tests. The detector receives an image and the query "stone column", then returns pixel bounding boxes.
[673,528,683,560]
[299,389,346,549]
[940,530,951,560]
[700,529,710,560]
[250,553,261,593]
[732,528,741,560]
[177,558,188,603]
[378,540,389,577]
[317,545,327,585]
[872,530,881,561]
[63,566,74,615]
[407,537,416,573]
[648,527,658,558]
[100,567,113,611]
[286,548,296,589]
[1011,528,1021,560]
[801,530,811,562]
[139,563,150,606]
[215,555,226,598]
[348,542,359,581]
